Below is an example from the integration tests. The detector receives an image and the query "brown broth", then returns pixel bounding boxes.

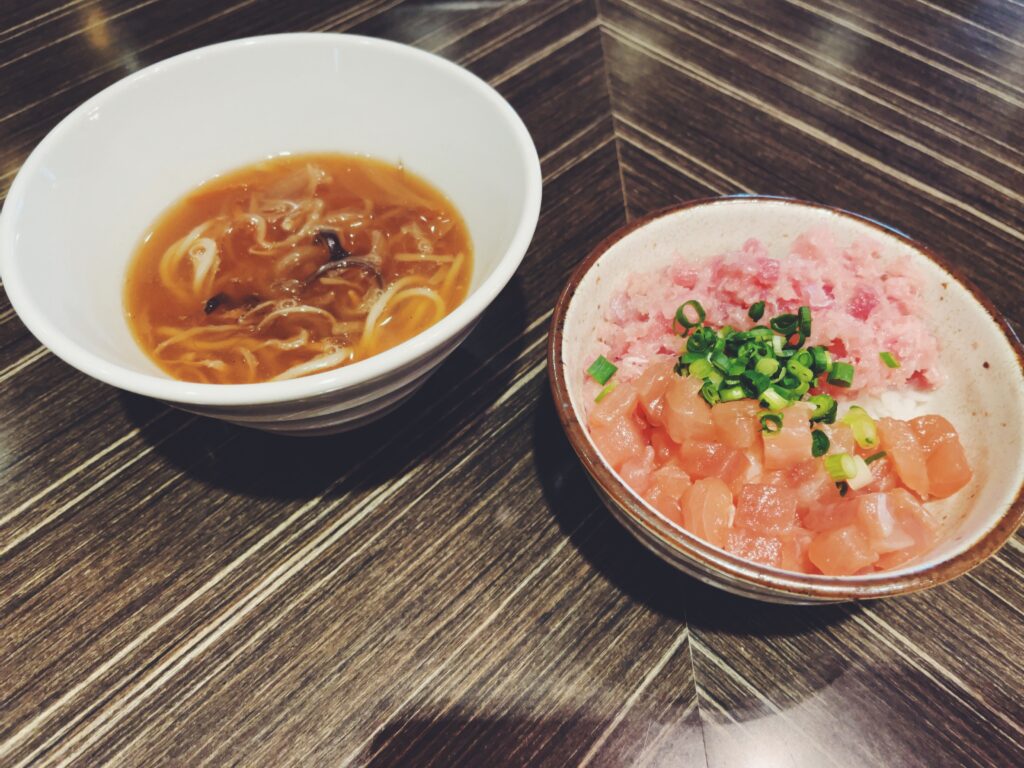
[124,153,472,384]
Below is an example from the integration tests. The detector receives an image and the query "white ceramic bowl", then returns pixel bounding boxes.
[550,197,1024,603]
[0,33,541,434]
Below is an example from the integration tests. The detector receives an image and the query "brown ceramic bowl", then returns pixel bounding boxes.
[548,196,1024,604]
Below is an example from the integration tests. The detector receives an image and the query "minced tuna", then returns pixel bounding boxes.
[591,227,941,396]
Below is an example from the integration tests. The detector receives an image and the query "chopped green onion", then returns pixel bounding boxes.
[748,301,766,321]
[838,481,849,497]
[807,394,838,424]
[706,368,724,388]
[719,385,746,402]
[727,361,747,377]
[710,350,731,372]
[748,326,773,340]
[791,349,813,369]
[675,300,705,332]
[754,356,780,377]
[741,370,772,396]
[809,346,831,374]
[798,305,812,336]
[827,362,855,387]
[841,405,879,449]
[679,351,705,365]
[864,451,887,465]
[689,358,715,380]
[687,327,717,353]
[770,313,798,335]
[880,351,901,369]
[784,330,806,350]
[846,455,874,490]
[759,412,783,433]
[700,380,721,405]
[786,358,814,383]
[811,429,830,457]
[587,355,617,385]
[824,453,857,481]
[595,382,616,403]
[760,386,791,411]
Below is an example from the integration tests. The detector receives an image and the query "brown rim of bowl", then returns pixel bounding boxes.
[547,195,1024,601]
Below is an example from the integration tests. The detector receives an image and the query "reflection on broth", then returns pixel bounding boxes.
[124,153,472,383]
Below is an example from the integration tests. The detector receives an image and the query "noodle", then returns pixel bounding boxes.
[125,153,472,384]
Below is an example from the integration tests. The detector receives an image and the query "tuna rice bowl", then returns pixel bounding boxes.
[579,225,976,577]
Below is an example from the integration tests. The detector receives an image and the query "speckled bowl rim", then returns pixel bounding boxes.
[548,196,1024,601]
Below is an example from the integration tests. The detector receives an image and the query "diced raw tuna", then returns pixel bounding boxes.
[859,455,899,493]
[779,527,815,572]
[644,464,693,523]
[734,483,798,535]
[802,500,857,533]
[762,402,813,470]
[852,492,915,554]
[677,441,750,486]
[619,446,656,495]
[725,529,783,567]
[590,414,645,470]
[589,381,638,427]
[874,489,938,568]
[634,359,675,426]
[663,375,716,443]
[877,418,930,498]
[711,400,761,448]
[823,422,856,455]
[910,415,972,498]
[807,525,879,575]
[650,428,677,466]
[680,477,733,548]
[786,458,844,512]
[584,355,971,577]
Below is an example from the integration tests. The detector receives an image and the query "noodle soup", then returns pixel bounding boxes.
[125,153,472,384]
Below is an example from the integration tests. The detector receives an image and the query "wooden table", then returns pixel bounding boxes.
[1,2,1022,765]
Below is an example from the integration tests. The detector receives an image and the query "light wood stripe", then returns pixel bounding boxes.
[690,636,842,767]
[912,0,1024,48]
[0,0,164,74]
[669,0,1024,175]
[491,17,600,87]
[844,608,1024,741]
[577,627,691,767]
[965,572,1024,620]
[456,0,573,65]
[0,411,168,529]
[0,0,87,44]
[786,0,1024,104]
[605,23,1024,244]
[617,116,746,192]
[0,0,262,126]
[309,0,405,33]
[0,416,196,557]
[0,346,48,385]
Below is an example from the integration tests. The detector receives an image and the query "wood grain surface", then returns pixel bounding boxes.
[0,1,1021,766]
